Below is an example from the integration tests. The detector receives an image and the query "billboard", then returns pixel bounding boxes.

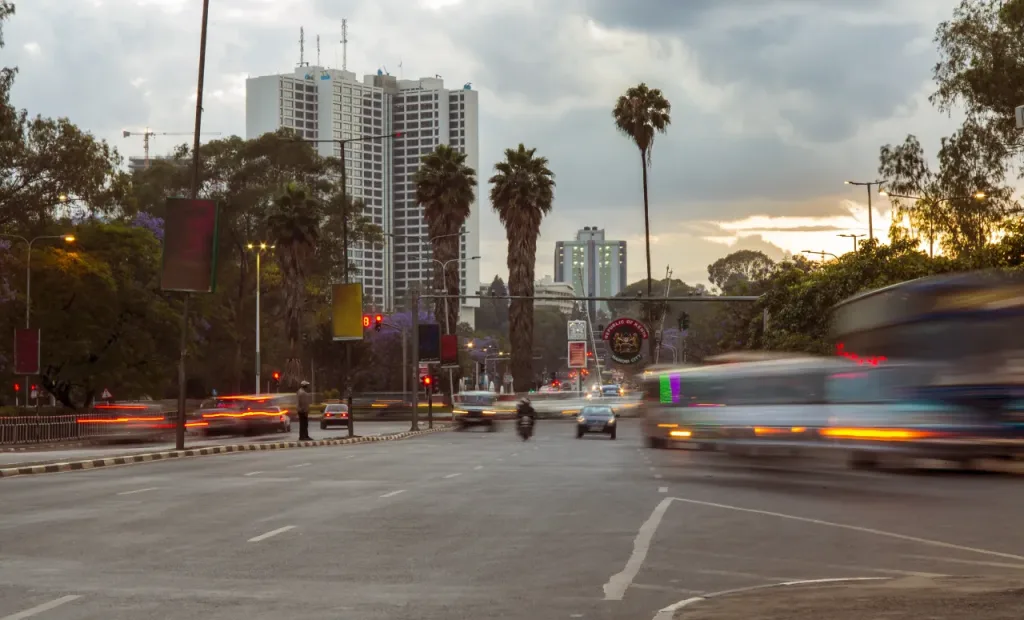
[418,324,440,362]
[568,341,587,368]
[331,283,364,341]
[160,198,219,293]
[440,334,458,366]
[13,328,40,375]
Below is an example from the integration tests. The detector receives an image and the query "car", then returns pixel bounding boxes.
[452,391,499,431]
[320,403,351,430]
[576,405,617,439]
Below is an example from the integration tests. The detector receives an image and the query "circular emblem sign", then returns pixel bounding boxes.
[601,318,650,365]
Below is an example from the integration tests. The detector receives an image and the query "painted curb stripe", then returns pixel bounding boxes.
[0,425,450,479]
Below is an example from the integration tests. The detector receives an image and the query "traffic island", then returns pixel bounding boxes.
[0,424,452,479]
[667,576,1024,620]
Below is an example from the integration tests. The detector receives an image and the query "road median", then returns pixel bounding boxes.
[0,424,452,479]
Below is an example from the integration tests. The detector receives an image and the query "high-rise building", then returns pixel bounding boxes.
[553,227,627,318]
[245,65,480,324]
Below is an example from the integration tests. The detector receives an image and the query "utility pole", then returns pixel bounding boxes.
[844,180,886,242]
[410,284,420,432]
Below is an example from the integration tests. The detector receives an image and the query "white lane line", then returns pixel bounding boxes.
[671,497,1024,562]
[511,453,519,457]
[379,490,406,498]
[473,465,483,470]
[344,455,356,459]
[247,525,296,543]
[603,497,673,600]
[244,471,263,476]
[117,487,159,496]
[287,462,312,469]
[901,554,1024,570]
[444,473,462,479]
[654,474,663,479]
[0,595,81,620]
[658,487,668,493]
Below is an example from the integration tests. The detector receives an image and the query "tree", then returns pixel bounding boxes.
[489,144,556,392]
[707,250,776,294]
[413,144,477,336]
[476,275,509,335]
[613,83,671,358]
[266,183,321,388]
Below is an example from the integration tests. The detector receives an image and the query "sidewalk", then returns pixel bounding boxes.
[673,576,1024,619]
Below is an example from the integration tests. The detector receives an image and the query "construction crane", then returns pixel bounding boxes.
[122,129,223,169]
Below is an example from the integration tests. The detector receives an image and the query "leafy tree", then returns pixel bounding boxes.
[613,82,672,357]
[266,183,321,388]
[532,306,569,382]
[489,144,555,391]
[707,250,776,294]
[413,144,477,338]
[476,275,509,335]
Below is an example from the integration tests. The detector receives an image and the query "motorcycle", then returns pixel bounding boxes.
[517,416,534,441]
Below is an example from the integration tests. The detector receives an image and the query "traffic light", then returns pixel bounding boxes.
[422,375,432,389]
[13,383,19,393]
[374,314,383,332]
[362,314,371,329]
[272,371,281,383]
[678,312,690,330]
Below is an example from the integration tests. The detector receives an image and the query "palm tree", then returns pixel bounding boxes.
[413,144,477,335]
[266,182,322,388]
[613,83,671,359]
[489,144,555,392]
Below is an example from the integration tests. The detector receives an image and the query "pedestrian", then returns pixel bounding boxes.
[297,380,313,440]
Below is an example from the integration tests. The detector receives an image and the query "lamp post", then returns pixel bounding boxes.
[802,250,839,260]
[0,232,76,404]
[247,242,275,393]
[305,132,401,430]
[433,255,480,401]
[844,180,887,242]
[837,233,865,253]
[878,190,987,258]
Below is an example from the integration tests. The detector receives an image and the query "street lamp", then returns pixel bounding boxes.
[433,255,480,398]
[877,190,987,257]
[837,233,865,252]
[0,233,75,401]
[247,242,275,393]
[844,179,887,242]
[802,250,838,260]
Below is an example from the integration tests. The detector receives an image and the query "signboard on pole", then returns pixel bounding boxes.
[567,320,587,341]
[331,283,364,341]
[160,198,220,293]
[13,328,40,375]
[601,317,649,365]
[440,334,459,367]
[568,341,587,368]
[418,362,430,380]
[418,324,440,362]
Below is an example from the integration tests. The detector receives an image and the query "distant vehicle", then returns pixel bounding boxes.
[192,394,293,436]
[320,403,350,430]
[80,402,179,443]
[586,384,624,399]
[576,405,617,439]
[453,391,499,431]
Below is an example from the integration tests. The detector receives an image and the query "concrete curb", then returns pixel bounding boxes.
[0,424,452,479]
[652,577,891,619]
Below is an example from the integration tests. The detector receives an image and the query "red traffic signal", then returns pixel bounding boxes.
[13,383,19,392]
[362,314,371,328]
[374,314,383,332]
[423,375,432,386]
[272,371,281,381]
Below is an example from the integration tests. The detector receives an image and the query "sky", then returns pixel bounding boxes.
[6,0,969,288]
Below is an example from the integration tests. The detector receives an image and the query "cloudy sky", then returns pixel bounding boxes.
[7,0,966,287]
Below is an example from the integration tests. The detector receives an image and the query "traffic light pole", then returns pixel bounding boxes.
[410,285,420,432]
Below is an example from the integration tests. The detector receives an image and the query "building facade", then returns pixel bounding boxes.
[245,65,480,324]
[534,275,575,315]
[553,227,627,318]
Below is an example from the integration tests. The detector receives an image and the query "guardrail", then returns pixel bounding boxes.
[0,413,179,446]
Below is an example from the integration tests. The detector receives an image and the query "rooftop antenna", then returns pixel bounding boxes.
[398,58,403,79]
[316,34,321,66]
[299,27,308,67]
[341,19,348,71]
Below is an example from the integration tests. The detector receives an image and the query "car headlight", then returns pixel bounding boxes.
[577,416,586,423]
[608,418,616,424]
[453,409,468,415]
[585,393,593,399]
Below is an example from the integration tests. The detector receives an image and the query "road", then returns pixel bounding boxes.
[0,422,415,468]
[1,419,1024,619]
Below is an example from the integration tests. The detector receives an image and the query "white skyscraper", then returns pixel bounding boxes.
[245,65,481,325]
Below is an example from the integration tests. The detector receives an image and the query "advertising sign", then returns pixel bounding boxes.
[568,341,587,368]
[440,334,459,366]
[331,283,364,341]
[601,317,650,365]
[160,198,219,293]
[13,328,40,375]
[418,324,441,362]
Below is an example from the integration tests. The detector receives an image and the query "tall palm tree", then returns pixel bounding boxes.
[489,144,555,392]
[413,144,477,335]
[266,182,322,388]
[613,83,671,359]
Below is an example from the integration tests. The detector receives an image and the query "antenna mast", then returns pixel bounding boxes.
[341,19,348,71]
[316,35,321,66]
[299,27,307,67]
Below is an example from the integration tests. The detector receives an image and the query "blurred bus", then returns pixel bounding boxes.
[827,271,1024,465]
[79,401,186,442]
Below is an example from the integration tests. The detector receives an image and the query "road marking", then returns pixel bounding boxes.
[671,497,1024,563]
[603,497,673,600]
[658,487,668,493]
[379,490,406,498]
[1,595,81,620]
[444,473,461,479]
[244,471,263,476]
[511,453,519,457]
[117,487,159,496]
[901,554,1024,570]
[648,467,655,471]
[248,525,296,543]
[344,455,356,459]
[287,462,312,469]
[473,465,483,470]
[654,474,663,479]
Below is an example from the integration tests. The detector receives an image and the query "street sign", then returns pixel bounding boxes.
[568,341,587,368]
[13,328,40,375]
[602,317,650,365]
[101,388,112,400]
[418,362,430,379]
[567,320,587,341]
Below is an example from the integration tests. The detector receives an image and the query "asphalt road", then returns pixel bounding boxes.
[2,420,1024,620]
[0,422,414,467]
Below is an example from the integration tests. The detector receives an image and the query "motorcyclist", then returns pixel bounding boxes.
[516,398,536,427]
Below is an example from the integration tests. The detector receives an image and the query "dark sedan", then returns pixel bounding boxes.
[576,406,617,440]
